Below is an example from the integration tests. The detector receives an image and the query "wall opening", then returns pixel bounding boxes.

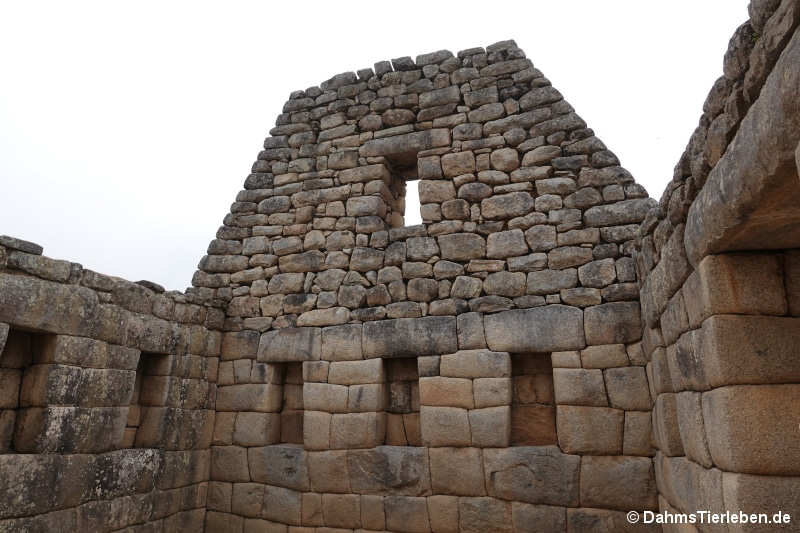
[279,362,304,444]
[0,329,34,453]
[385,155,422,228]
[384,357,421,445]
[128,351,170,448]
[510,353,556,446]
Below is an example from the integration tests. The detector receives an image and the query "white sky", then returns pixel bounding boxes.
[0,1,750,290]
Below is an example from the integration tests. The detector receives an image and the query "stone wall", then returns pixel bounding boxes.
[199,39,659,532]
[0,235,221,531]
[2,2,800,531]
[633,0,800,531]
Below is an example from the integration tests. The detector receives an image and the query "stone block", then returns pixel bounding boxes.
[221,330,260,361]
[385,495,431,533]
[430,447,485,496]
[703,384,800,475]
[437,233,486,261]
[580,456,657,511]
[428,495,459,533]
[584,302,642,345]
[487,229,528,259]
[469,406,510,447]
[551,351,581,368]
[484,305,585,352]
[512,502,566,533]
[456,312,487,350]
[700,315,800,387]
[580,344,628,369]
[675,391,713,468]
[604,366,651,410]
[439,349,511,378]
[14,406,126,453]
[321,324,362,361]
[303,410,331,450]
[653,393,684,456]
[216,384,282,412]
[623,411,654,457]
[363,316,457,358]
[361,494,386,530]
[689,253,787,323]
[262,484,301,525]
[308,450,350,493]
[552,368,607,406]
[484,446,580,506]
[347,446,431,496]
[481,192,534,219]
[556,405,623,454]
[328,358,384,385]
[483,271,526,297]
[322,493,361,529]
[459,497,512,533]
[474,377,512,408]
[419,377,474,409]
[211,446,250,482]
[248,444,308,490]
[722,472,800,533]
[303,382,348,413]
[231,482,263,518]
[420,406,471,447]
[441,151,476,177]
[258,327,321,362]
[232,412,280,446]
[330,412,385,449]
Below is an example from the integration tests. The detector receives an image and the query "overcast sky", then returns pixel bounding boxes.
[0,1,749,290]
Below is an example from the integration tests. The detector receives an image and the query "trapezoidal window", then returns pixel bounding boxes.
[0,328,35,453]
[126,351,170,448]
[384,357,420,445]
[279,362,304,444]
[384,156,422,227]
[510,353,556,446]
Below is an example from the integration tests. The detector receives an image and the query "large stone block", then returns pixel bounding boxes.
[429,447,485,496]
[584,302,642,344]
[258,327,321,362]
[556,405,623,455]
[328,358,384,385]
[700,314,800,387]
[469,406,511,447]
[552,368,607,406]
[363,316,457,358]
[216,384,282,412]
[248,444,308,490]
[262,484,301,525]
[14,406,126,453]
[303,382,348,413]
[347,446,431,496]
[580,456,657,511]
[483,446,580,506]
[604,366,651,410]
[385,495,432,533]
[675,391,713,468]
[232,412,280,446]
[688,254,787,322]
[653,393,684,456]
[321,323,363,361]
[428,495,459,533]
[420,377,474,409]
[420,406,471,447]
[722,472,800,533]
[361,129,450,157]
[322,493,361,529]
[459,497,512,533]
[484,305,585,352]
[702,384,800,475]
[210,446,250,482]
[330,412,385,449]
[221,330,260,361]
[308,450,350,493]
[513,502,566,533]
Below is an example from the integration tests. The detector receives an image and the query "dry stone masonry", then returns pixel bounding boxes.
[1,2,799,531]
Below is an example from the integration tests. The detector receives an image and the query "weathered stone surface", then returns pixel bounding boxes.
[584,302,641,344]
[553,368,607,406]
[429,447,485,496]
[481,192,534,219]
[483,446,580,506]
[580,456,657,511]
[363,316,457,358]
[420,406,471,447]
[437,233,486,261]
[361,129,450,157]
[248,444,309,490]
[258,327,321,362]
[556,405,623,455]
[347,446,431,495]
[485,305,585,352]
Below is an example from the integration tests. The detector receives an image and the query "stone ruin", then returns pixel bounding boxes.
[1,2,799,531]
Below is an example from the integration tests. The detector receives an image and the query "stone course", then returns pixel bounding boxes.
[1,4,799,530]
